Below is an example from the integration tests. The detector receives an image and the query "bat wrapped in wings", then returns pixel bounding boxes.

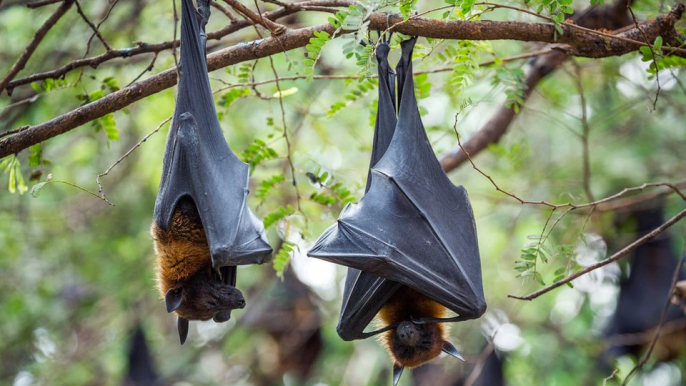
[309,37,486,384]
[150,0,272,344]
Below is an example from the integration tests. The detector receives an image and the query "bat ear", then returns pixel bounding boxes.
[177,317,189,345]
[165,288,184,313]
[392,364,404,386]
[441,341,465,361]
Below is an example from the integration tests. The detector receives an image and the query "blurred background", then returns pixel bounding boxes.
[0,0,685,385]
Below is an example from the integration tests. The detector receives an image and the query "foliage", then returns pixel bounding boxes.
[0,155,27,195]
[273,240,296,277]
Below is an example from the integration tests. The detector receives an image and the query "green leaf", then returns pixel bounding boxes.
[272,87,298,99]
[273,241,296,277]
[654,36,663,51]
[263,205,296,228]
[306,44,321,53]
[219,88,250,107]
[30,182,48,197]
[256,174,285,199]
[328,17,341,28]
[28,144,42,167]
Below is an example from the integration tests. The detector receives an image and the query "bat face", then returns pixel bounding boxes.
[152,196,246,322]
[165,270,246,321]
[388,321,444,367]
[377,286,455,369]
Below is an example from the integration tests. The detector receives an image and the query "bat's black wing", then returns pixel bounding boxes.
[153,0,272,269]
[334,39,403,341]
[309,38,485,333]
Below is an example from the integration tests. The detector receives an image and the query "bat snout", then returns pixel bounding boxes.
[397,321,420,346]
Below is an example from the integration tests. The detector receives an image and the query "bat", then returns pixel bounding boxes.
[309,37,486,385]
[151,0,272,344]
[122,325,160,386]
[242,268,323,381]
[603,205,686,363]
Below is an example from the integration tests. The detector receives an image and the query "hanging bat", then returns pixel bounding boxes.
[309,37,486,385]
[151,0,272,344]
[122,324,159,386]
[602,205,686,363]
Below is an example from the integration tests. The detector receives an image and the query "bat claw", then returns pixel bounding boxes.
[410,316,426,325]
[178,317,189,345]
[442,341,465,361]
[392,364,404,386]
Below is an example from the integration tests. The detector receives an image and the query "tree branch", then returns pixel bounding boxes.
[4,0,349,92]
[0,0,74,94]
[25,0,63,9]
[439,0,684,173]
[222,0,286,35]
[508,208,686,301]
[74,0,112,52]
[1,5,684,158]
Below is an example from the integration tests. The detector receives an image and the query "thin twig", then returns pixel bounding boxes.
[463,343,495,386]
[452,113,686,209]
[82,0,119,58]
[249,21,301,211]
[210,48,555,94]
[0,0,74,94]
[126,52,158,86]
[621,253,685,385]
[222,0,286,35]
[594,181,686,212]
[210,0,238,22]
[627,3,660,111]
[172,0,180,80]
[0,125,30,140]
[603,369,619,386]
[607,318,686,347]
[74,0,113,51]
[6,0,346,90]
[572,61,595,202]
[25,0,63,8]
[508,211,686,300]
[0,95,40,113]
[477,2,686,56]
[96,116,172,202]
[3,7,684,157]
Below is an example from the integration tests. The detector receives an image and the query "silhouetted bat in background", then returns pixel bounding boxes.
[122,325,160,386]
[602,205,686,363]
[241,268,323,383]
[151,0,272,344]
[309,37,486,385]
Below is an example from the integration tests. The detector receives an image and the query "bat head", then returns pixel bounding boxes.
[390,322,464,385]
[388,320,445,368]
[165,270,246,322]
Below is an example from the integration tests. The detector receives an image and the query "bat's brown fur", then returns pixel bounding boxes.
[377,286,449,368]
[151,197,211,297]
[151,196,244,321]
